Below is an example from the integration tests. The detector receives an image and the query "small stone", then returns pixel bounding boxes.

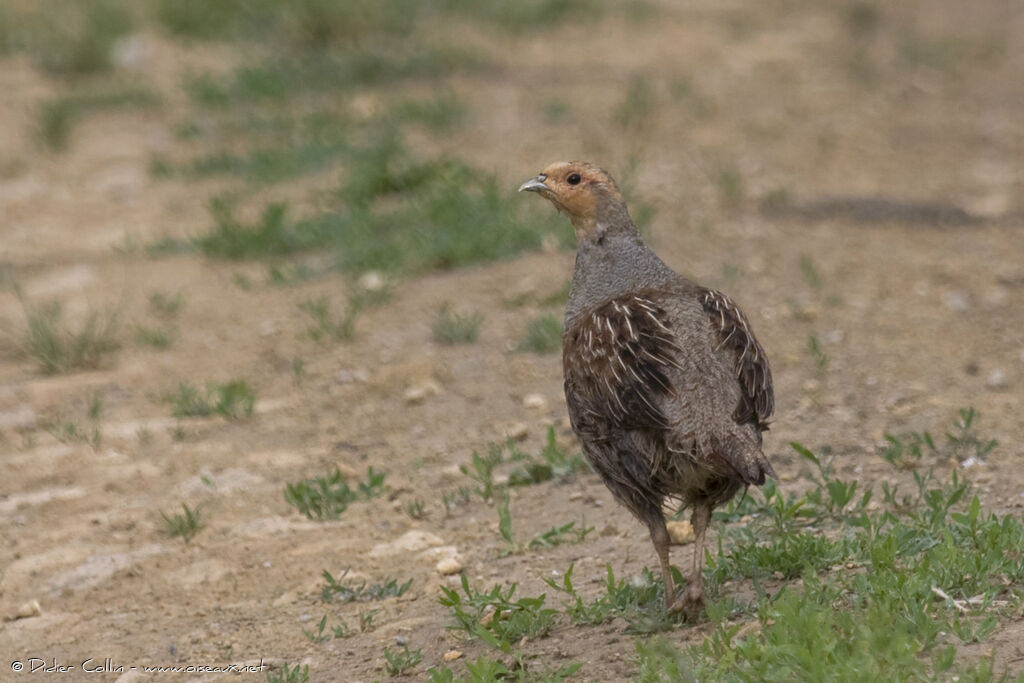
[522,393,547,410]
[503,422,529,441]
[982,287,1009,309]
[666,520,695,545]
[11,599,42,620]
[436,557,463,576]
[395,635,409,646]
[443,650,463,662]
[569,491,584,501]
[110,35,153,71]
[0,405,36,430]
[985,369,1008,390]
[404,380,442,404]
[336,368,369,384]
[358,270,387,292]
[942,291,971,312]
[773,571,785,580]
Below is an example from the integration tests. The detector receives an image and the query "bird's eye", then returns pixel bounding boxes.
[567,173,581,186]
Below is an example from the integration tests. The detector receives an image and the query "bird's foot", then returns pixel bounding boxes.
[667,584,705,621]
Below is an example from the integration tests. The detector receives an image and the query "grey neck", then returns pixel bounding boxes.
[565,230,678,326]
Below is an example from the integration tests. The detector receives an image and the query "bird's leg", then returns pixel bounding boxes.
[679,501,712,619]
[646,515,677,610]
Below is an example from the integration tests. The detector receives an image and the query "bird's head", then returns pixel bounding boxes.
[518,161,632,241]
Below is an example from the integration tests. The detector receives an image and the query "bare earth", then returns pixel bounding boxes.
[1,1,1023,680]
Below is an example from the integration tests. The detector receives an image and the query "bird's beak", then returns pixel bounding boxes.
[518,174,548,193]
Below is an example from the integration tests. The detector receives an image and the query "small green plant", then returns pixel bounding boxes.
[285,467,386,520]
[266,662,308,683]
[302,615,331,644]
[496,492,516,550]
[148,290,185,319]
[717,167,743,207]
[14,294,120,373]
[160,503,204,543]
[428,658,581,682]
[459,443,514,502]
[543,563,671,631]
[507,427,589,486]
[135,325,174,350]
[319,569,412,603]
[634,637,692,683]
[298,296,361,342]
[613,76,654,130]
[404,498,427,519]
[944,407,997,463]
[528,520,594,549]
[440,575,557,651]
[879,430,935,470]
[211,379,256,419]
[165,379,256,420]
[878,408,996,470]
[392,91,467,132]
[432,305,483,345]
[136,426,153,445]
[45,416,102,450]
[383,645,422,677]
[441,486,472,513]
[358,608,380,632]
[495,492,592,554]
[517,314,562,354]
[44,393,103,450]
[39,87,160,151]
[807,334,829,372]
[799,253,823,289]
[194,199,296,260]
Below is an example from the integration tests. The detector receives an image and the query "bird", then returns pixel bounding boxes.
[519,161,775,618]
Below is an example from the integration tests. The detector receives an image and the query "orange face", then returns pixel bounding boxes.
[519,161,624,237]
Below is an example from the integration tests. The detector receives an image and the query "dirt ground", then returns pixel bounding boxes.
[1,1,1023,680]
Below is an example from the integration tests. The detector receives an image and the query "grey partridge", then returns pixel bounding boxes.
[519,161,775,618]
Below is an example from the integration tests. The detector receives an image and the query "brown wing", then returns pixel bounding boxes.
[699,288,774,430]
[563,295,683,432]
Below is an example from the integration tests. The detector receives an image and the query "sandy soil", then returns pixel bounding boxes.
[1,1,1023,680]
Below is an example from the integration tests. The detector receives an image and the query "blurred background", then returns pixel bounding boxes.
[1,0,1022,680]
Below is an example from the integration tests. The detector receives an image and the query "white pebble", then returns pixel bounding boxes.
[436,557,463,575]
[522,393,547,410]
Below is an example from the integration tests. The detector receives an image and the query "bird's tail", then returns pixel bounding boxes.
[716,432,776,486]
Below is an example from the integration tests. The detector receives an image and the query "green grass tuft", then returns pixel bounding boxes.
[165,379,256,420]
[517,314,563,353]
[320,569,411,603]
[266,662,309,683]
[39,86,160,151]
[298,296,362,343]
[135,325,174,350]
[432,305,483,345]
[189,143,569,274]
[383,645,422,677]
[160,503,204,543]
[15,295,120,374]
[284,467,387,520]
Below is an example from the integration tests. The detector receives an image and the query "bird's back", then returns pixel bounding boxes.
[563,240,773,511]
